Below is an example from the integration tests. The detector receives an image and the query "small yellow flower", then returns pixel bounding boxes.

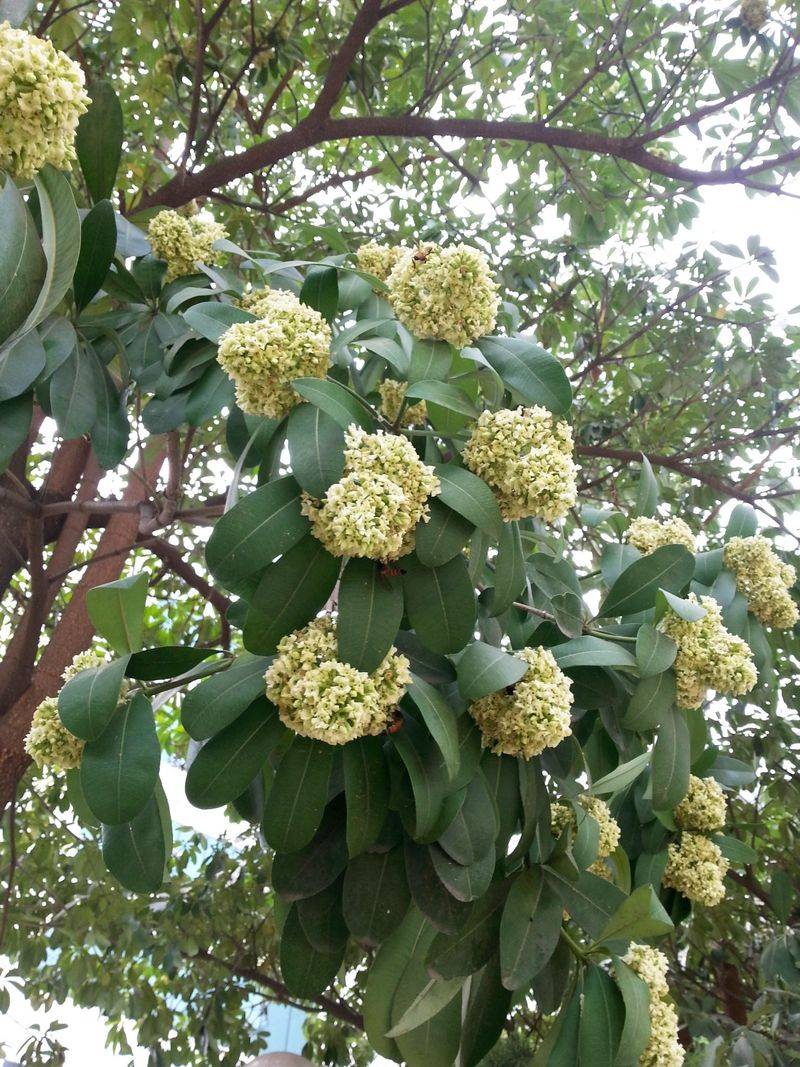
[236,284,272,316]
[356,241,406,284]
[25,698,83,771]
[551,795,621,862]
[674,774,726,833]
[626,516,695,555]
[62,649,106,682]
[148,209,228,282]
[622,945,684,1066]
[664,832,728,907]
[378,379,426,426]
[724,536,798,630]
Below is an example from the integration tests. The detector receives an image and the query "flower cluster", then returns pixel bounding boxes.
[674,774,726,833]
[303,425,440,560]
[469,646,573,759]
[622,945,684,1067]
[62,649,106,682]
[551,795,620,877]
[387,243,499,348]
[264,616,411,744]
[236,285,272,317]
[147,209,228,282]
[462,406,578,522]
[0,22,89,180]
[741,0,769,31]
[724,535,798,630]
[24,698,83,771]
[217,289,332,418]
[659,593,757,709]
[626,516,696,555]
[378,379,427,427]
[356,241,405,284]
[664,832,728,906]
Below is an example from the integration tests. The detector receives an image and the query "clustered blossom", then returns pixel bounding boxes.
[741,0,769,31]
[387,243,499,348]
[664,832,729,907]
[147,209,228,282]
[674,774,726,833]
[303,425,440,560]
[24,698,83,771]
[551,795,620,877]
[356,241,406,283]
[724,535,798,630]
[378,379,427,426]
[217,289,331,418]
[264,616,410,744]
[626,516,696,555]
[462,406,578,522]
[0,22,89,180]
[622,945,684,1067]
[659,593,757,709]
[62,649,106,682]
[236,285,272,317]
[469,646,573,759]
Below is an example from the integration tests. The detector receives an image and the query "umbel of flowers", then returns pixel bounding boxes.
[724,535,798,629]
[468,646,573,758]
[264,616,410,744]
[147,209,228,282]
[24,651,107,771]
[236,284,272,316]
[622,944,685,1067]
[659,593,757,709]
[664,832,729,907]
[674,774,726,833]
[463,406,578,522]
[626,515,696,555]
[378,378,427,427]
[356,241,406,284]
[303,425,440,560]
[0,22,89,180]
[551,795,621,877]
[217,289,332,418]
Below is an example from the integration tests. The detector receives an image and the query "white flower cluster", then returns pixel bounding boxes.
[264,616,411,744]
[303,425,440,560]
[0,22,89,180]
[62,649,106,682]
[147,209,228,282]
[551,795,620,877]
[462,406,578,522]
[236,284,272,316]
[622,944,684,1067]
[217,289,331,418]
[24,697,83,771]
[387,243,499,348]
[626,516,696,555]
[724,535,798,630]
[378,379,426,427]
[356,241,406,284]
[673,774,726,833]
[664,832,729,907]
[468,646,573,759]
[659,593,757,709]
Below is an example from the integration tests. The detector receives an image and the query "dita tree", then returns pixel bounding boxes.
[1,0,799,1064]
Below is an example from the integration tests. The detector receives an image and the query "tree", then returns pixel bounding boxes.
[1,0,799,1064]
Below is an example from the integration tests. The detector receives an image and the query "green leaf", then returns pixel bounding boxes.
[300,265,339,322]
[532,983,580,1065]
[102,780,171,893]
[75,81,124,203]
[459,952,511,1067]
[415,498,474,568]
[343,735,390,857]
[403,841,472,933]
[406,675,461,782]
[408,338,454,383]
[385,976,463,1038]
[181,654,271,740]
[185,363,235,425]
[713,833,758,868]
[343,846,410,946]
[391,715,449,841]
[614,959,652,1067]
[499,867,563,991]
[438,770,497,865]
[725,502,758,540]
[427,880,510,979]
[86,572,148,654]
[50,343,98,439]
[287,402,346,497]
[280,905,344,999]
[363,905,429,1061]
[621,671,675,732]
[433,465,503,540]
[262,736,335,852]
[595,885,673,947]
[244,535,339,655]
[579,965,625,1066]
[491,520,526,616]
[601,543,641,587]
[635,455,659,518]
[297,878,349,954]
[635,624,677,678]
[89,348,129,469]
[545,868,626,940]
[588,752,651,795]
[655,588,706,622]
[456,641,527,701]
[205,476,307,589]
[0,177,46,346]
[292,376,374,430]
[477,336,572,414]
[551,636,637,671]
[404,380,480,417]
[338,558,403,672]
[403,553,476,655]
[0,331,46,402]
[272,802,348,901]
[185,699,283,809]
[126,646,222,681]
[598,545,695,618]
[80,693,160,826]
[0,392,32,472]
[391,924,462,1067]
[23,166,81,334]
[58,656,130,741]
[770,869,793,924]
[651,706,690,811]
[430,842,495,903]
[73,200,117,310]
[183,301,253,341]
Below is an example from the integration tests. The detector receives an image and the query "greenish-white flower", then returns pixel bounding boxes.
[147,209,228,282]
[673,774,726,833]
[378,379,426,427]
[622,944,684,1067]
[356,241,406,284]
[664,832,728,907]
[626,516,695,555]
[724,535,798,630]
[25,697,83,771]
[551,794,620,876]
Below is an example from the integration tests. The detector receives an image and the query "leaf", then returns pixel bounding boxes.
[89,349,129,469]
[408,338,453,383]
[73,200,117,310]
[50,343,98,439]
[598,545,695,619]
[437,770,497,865]
[545,868,626,940]
[499,867,563,990]
[343,735,390,857]
[456,641,527,701]
[415,498,474,568]
[363,905,429,1061]
[595,885,673,947]
[205,476,307,589]
[343,846,410,946]
[433,465,503,540]
[0,331,46,402]
[181,654,271,740]
[427,880,510,979]
[75,81,124,203]
[588,752,651,795]
[86,573,148,654]
[280,905,344,999]
[272,802,348,900]
[491,520,526,616]
[477,336,572,414]
[725,502,758,540]
[183,301,253,341]
[635,624,677,678]
[23,166,81,335]
[601,543,641,587]
[126,646,222,681]
[300,264,339,322]
[579,965,625,1066]
[459,952,512,1067]
[391,927,462,1067]
[655,588,706,622]
[403,553,476,655]
[621,671,675,732]
[262,736,335,852]
[651,706,690,811]
[185,363,235,425]
[297,878,349,954]
[58,656,130,741]
[404,380,480,417]
[287,402,346,497]
[292,376,374,430]
[338,558,403,672]
[185,699,283,809]
[406,675,461,782]
[385,976,463,1037]
[403,841,472,933]
[391,715,449,841]
[102,781,171,893]
[635,455,659,518]
[80,693,160,826]
[614,959,652,1067]
[244,535,339,655]
[0,392,32,472]
[551,636,637,671]
[0,177,46,346]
